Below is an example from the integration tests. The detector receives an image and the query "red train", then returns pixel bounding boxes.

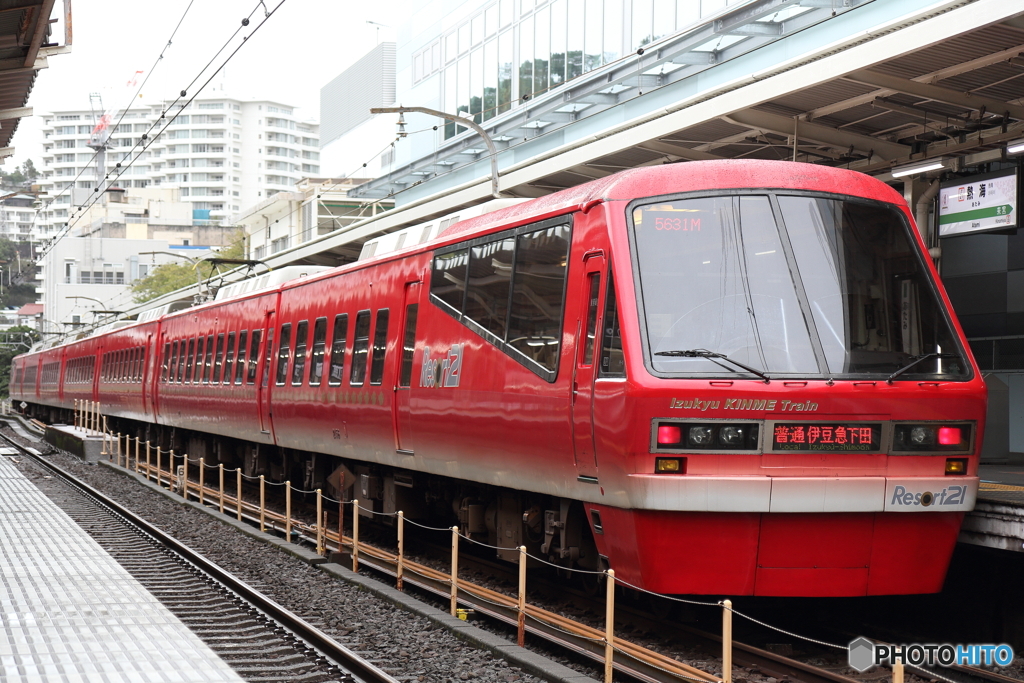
[12,160,985,597]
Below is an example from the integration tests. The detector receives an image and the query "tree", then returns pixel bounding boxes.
[130,230,248,303]
[0,238,36,308]
[20,159,37,183]
[0,325,40,398]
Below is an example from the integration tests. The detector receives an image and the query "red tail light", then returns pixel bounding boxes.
[938,427,962,445]
[658,425,682,445]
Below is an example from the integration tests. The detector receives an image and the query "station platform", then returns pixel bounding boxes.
[959,464,1024,553]
[0,454,244,682]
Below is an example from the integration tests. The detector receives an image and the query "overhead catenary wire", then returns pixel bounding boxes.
[35,0,200,219]
[36,0,287,266]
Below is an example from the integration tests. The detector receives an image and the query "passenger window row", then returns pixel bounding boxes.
[41,362,60,386]
[65,356,95,384]
[101,346,146,384]
[430,216,572,380]
[161,329,260,386]
[275,310,389,388]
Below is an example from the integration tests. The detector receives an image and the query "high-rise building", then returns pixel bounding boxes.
[37,92,320,239]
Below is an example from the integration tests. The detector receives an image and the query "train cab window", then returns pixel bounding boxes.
[582,273,601,366]
[223,332,236,385]
[236,330,248,384]
[370,309,389,385]
[350,311,371,386]
[431,249,468,314]
[399,305,418,388]
[465,237,514,339]
[599,272,625,378]
[309,317,327,387]
[246,329,261,384]
[213,334,225,384]
[507,224,571,372]
[328,314,348,386]
[292,320,308,386]
[202,334,215,384]
[276,324,291,386]
[162,343,170,382]
[170,341,180,383]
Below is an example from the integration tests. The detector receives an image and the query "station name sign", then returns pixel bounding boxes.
[938,168,1018,237]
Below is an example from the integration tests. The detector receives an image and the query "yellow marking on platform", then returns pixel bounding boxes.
[979,483,1024,491]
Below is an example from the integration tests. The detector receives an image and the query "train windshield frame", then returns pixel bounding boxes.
[627,190,971,382]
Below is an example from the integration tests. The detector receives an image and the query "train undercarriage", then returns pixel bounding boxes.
[29,403,603,576]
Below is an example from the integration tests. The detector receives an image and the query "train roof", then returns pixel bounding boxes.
[440,160,907,241]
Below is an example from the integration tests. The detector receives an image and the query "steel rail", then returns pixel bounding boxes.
[159,461,861,683]
[0,430,399,683]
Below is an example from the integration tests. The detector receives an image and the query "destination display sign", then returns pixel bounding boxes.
[771,423,881,452]
[938,168,1018,237]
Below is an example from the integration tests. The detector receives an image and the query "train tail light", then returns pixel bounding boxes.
[892,423,972,453]
[658,425,682,445]
[655,457,686,474]
[938,427,962,445]
[945,458,967,475]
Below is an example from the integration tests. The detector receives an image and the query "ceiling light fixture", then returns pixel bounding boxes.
[1005,138,1024,155]
[891,158,948,178]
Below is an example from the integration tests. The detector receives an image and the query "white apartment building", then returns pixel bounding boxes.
[37,91,320,239]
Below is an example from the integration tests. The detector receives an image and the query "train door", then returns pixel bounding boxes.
[572,252,606,480]
[393,281,421,454]
[257,312,275,435]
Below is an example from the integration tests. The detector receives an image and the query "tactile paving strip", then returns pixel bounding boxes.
[0,457,245,683]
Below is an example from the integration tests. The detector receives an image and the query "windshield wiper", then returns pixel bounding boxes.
[655,348,770,383]
[886,352,960,384]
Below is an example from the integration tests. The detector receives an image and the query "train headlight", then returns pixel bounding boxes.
[719,425,746,446]
[688,426,714,447]
[910,426,933,445]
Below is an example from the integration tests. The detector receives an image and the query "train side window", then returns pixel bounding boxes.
[328,314,348,386]
[213,334,225,384]
[370,309,389,385]
[599,272,625,378]
[223,332,236,385]
[235,331,248,384]
[185,338,196,383]
[202,334,214,384]
[465,237,514,339]
[276,324,291,386]
[292,320,308,386]
[350,311,371,386]
[262,328,274,387]
[582,273,601,366]
[247,329,261,384]
[136,348,144,382]
[162,344,170,382]
[431,248,469,314]
[193,336,205,384]
[309,317,327,387]
[170,341,180,383]
[507,224,571,372]
[399,304,418,388]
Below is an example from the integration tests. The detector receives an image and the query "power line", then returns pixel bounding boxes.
[36,0,284,263]
[36,0,199,216]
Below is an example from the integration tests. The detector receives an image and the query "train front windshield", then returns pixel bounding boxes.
[631,193,969,380]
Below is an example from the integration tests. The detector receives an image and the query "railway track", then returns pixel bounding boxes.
[0,430,399,683]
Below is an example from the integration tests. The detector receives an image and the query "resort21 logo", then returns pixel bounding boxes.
[848,638,1014,672]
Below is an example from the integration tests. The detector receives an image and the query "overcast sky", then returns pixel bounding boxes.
[8,0,404,170]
